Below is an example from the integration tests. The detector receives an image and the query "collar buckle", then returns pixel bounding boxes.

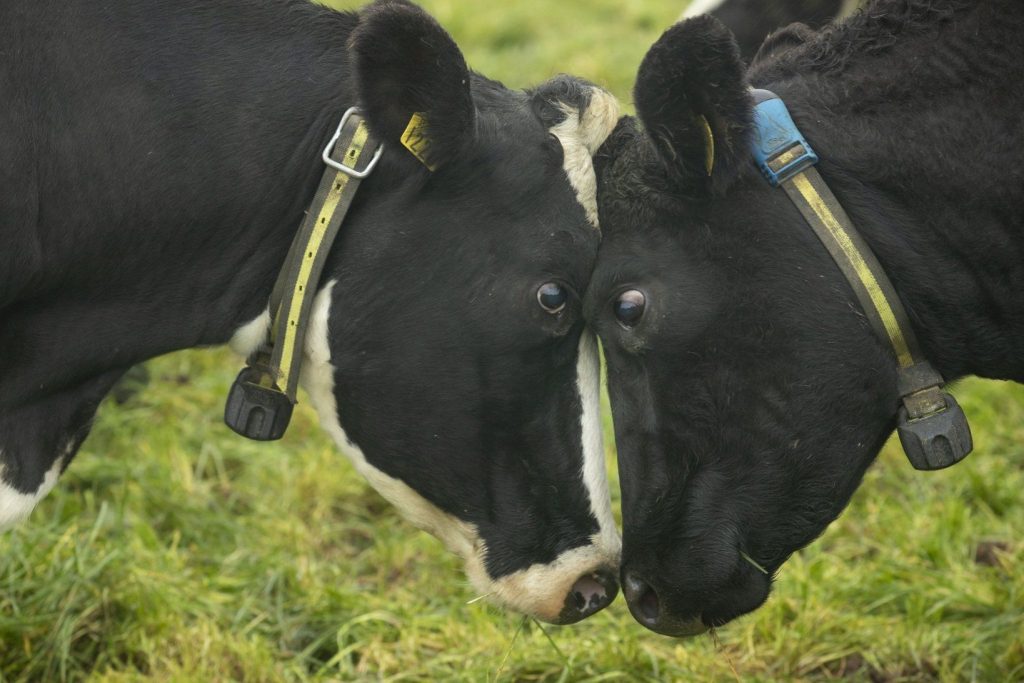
[322,107,384,178]
[750,91,819,186]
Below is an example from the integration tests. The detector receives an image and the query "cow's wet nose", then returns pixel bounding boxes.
[624,572,660,623]
[623,570,708,637]
[557,569,618,624]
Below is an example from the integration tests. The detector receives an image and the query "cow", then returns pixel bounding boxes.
[681,0,858,61]
[588,0,1023,635]
[0,0,622,625]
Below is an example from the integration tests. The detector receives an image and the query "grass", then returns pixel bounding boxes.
[2,1,1023,680]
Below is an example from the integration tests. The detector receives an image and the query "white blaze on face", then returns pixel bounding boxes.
[549,87,620,230]
[576,330,620,556]
[293,282,620,622]
[0,450,67,530]
[548,85,621,557]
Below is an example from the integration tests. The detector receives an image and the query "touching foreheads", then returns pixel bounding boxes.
[531,76,620,230]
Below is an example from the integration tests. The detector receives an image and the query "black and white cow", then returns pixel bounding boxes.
[682,0,856,60]
[0,0,622,624]
[589,0,1023,635]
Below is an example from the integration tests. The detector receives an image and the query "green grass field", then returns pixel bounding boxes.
[3,1,1022,680]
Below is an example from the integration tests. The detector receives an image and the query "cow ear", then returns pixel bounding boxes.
[752,22,817,66]
[634,16,752,194]
[349,1,474,171]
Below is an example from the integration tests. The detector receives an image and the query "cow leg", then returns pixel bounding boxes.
[0,369,125,529]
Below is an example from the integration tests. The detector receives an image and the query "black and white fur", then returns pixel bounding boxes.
[0,0,621,624]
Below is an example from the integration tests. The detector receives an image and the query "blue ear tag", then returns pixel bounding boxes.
[750,89,818,186]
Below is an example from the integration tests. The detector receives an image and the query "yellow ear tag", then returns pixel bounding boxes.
[698,115,715,176]
[401,112,437,171]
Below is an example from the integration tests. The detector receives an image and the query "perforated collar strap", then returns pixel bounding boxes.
[224,108,382,441]
[749,88,972,470]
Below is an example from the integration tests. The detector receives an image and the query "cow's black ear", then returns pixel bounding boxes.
[634,16,752,194]
[349,1,473,170]
[752,22,817,65]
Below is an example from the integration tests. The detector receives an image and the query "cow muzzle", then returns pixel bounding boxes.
[620,555,772,636]
[465,538,621,624]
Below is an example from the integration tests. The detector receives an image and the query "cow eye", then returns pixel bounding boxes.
[537,282,568,313]
[614,290,646,327]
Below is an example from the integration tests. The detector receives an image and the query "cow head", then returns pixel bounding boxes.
[587,17,900,634]
[248,1,621,624]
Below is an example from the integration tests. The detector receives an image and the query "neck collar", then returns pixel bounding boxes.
[749,88,972,471]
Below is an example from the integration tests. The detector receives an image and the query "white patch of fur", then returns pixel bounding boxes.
[682,0,728,18]
[300,282,619,622]
[549,87,620,230]
[228,309,271,357]
[576,330,621,555]
[0,452,65,530]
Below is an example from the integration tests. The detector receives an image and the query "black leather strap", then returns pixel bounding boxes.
[258,113,379,400]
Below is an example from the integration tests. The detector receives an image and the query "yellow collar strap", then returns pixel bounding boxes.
[225,107,382,441]
[750,88,972,471]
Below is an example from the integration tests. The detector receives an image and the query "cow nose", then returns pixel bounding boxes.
[558,569,618,624]
[623,571,660,623]
[623,570,708,637]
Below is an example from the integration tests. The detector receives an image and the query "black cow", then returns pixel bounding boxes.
[589,0,1023,635]
[682,0,855,61]
[0,0,623,624]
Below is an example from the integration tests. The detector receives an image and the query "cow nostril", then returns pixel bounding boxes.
[558,569,619,624]
[638,584,659,622]
[623,570,708,637]
[624,571,660,625]
[573,570,614,611]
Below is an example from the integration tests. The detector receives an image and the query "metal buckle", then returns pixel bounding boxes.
[322,107,384,178]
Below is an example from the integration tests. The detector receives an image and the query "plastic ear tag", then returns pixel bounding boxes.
[401,112,437,171]
[224,367,293,441]
[698,115,715,176]
[897,390,973,471]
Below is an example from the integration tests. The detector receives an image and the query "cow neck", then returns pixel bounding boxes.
[0,8,361,413]
[747,3,1024,386]
[224,108,382,442]
[748,88,972,471]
